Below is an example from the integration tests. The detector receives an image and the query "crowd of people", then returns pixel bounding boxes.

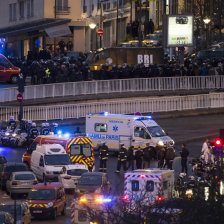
[98,142,190,174]
[9,51,224,86]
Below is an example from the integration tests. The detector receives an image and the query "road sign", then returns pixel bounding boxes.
[17,93,23,103]
[97,29,103,36]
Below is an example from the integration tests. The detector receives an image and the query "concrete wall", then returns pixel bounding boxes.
[0,0,44,29]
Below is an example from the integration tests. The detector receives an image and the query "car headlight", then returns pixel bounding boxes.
[46,202,53,208]
[157,140,164,146]
[12,133,17,137]
[5,132,10,136]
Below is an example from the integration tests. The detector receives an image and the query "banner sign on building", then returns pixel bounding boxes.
[45,24,72,38]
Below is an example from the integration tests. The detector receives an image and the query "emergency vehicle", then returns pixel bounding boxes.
[27,182,66,219]
[22,135,95,171]
[71,194,112,224]
[123,168,175,204]
[0,54,20,83]
[86,112,174,150]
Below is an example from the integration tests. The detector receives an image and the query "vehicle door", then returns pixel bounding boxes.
[56,187,64,213]
[0,56,12,81]
[132,126,151,147]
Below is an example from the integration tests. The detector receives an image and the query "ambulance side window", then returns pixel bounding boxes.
[132,180,139,191]
[146,181,154,192]
[70,145,81,156]
[95,123,107,132]
[134,127,150,139]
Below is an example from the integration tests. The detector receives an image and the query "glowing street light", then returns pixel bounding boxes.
[89,23,97,29]
[203,17,211,25]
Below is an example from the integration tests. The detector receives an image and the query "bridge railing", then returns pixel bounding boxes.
[0,76,224,103]
[0,92,223,121]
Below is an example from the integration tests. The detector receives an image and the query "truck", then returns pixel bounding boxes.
[86,112,174,151]
[86,47,164,71]
[123,168,175,204]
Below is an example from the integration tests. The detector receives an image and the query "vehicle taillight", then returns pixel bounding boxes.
[122,195,128,202]
[63,176,71,180]
[33,181,38,185]
[157,196,163,201]
[12,181,17,186]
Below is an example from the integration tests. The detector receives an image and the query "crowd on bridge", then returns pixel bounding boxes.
[10,51,224,85]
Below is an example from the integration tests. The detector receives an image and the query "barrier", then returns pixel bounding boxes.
[0,92,223,121]
[0,76,224,103]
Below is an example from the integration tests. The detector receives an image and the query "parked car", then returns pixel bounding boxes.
[143,33,162,46]
[0,211,14,224]
[76,172,111,195]
[0,162,29,190]
[0,54,20,84]
[0,154,7,170]
[6,171,38,198]
[27,182,66,219]
[0,202,31,224]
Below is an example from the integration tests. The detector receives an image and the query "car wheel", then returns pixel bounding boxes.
[61,204,66,216]
[52,208,57,219]
[10,75,19,84]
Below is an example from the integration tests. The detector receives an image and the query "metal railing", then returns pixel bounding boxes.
[0,76,224,103]
[0,92,223,121]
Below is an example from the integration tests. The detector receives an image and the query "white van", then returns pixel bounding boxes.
[86,112,174,150]
[30,144,88,181]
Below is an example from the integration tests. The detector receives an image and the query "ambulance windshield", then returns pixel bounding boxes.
[44,154,71,165]
[147,126,166,137]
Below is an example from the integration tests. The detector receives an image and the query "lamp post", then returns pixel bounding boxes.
[89,23,97,50]
[203,17,211,49]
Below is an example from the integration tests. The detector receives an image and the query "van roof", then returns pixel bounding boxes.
[36,144,66,154]
[125,168,174,175]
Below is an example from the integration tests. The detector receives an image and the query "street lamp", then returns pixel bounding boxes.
[89,23,97,29]
[203,17,211,49]
[89,23,97,50]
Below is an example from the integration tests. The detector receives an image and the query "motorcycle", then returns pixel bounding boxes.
[0,128,14,146]
[9,129,28,147]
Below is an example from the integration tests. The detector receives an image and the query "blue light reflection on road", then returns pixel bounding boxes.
[0,146,26,162]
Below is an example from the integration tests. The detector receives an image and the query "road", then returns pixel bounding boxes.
[0,114,223,223]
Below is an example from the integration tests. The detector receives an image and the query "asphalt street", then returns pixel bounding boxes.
[0,114,223,223]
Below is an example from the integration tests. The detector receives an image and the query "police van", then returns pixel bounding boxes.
[86,112,174,151]
[123,168,175,204]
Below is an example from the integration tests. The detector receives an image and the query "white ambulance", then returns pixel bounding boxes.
[86,112,174,150]
[123,168,175,204]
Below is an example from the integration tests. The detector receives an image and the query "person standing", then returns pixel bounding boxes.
[99,142,109,172]
[115,144,127,173]
[165,145,175,169]
[180,143,189,174]
[201,138,210,164]
[157,147,166,168]
[148,19,154,34]
[127,146,135,170]
[143,143,151,168]
[135,147,143,169]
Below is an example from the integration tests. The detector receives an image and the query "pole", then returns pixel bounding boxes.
[116,0,119,46]
[100,1,102,48]
[19,101,23,122]
[54,0,57,55]
[14,199,16,224]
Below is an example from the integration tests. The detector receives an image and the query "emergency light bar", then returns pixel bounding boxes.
[134,116,152,121]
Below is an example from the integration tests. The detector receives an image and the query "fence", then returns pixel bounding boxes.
[0,76,224,103]
[0,92,223,121]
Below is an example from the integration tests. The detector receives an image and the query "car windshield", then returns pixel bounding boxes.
[15,174,35,180]
[147,126,166,137]
[5,165,28,173]
[44,154,70,165]
[67,169,88,176]
[0,205,21,219]
[79,175,102,186]
[28,189,55,200]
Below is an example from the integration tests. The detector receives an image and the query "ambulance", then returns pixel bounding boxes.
[86,112,174,150]
[123,168,175,204]
[22,135,95,171]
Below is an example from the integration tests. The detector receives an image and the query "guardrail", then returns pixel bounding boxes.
[0,76,224,103]
[0,92,223,121]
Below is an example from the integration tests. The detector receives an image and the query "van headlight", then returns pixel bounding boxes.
[5,132,10,136]
[157,140,164,146]
[46,202,53,208]
[12,133,17,137]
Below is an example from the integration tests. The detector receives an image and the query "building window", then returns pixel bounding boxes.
[9,3,17,21]
[27,0,34,17]
[83,0,87,13]
[56,0,69,12]
[19,1,25,19]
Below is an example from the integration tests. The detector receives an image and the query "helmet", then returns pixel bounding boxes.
[21,118,26,121]
[32,123,36,127]
[28,120,32,124]
[10,116,14,120]
[53,123,58,127]
[42,123,46,127]
[179,173,186,178]
[45,123,50,127]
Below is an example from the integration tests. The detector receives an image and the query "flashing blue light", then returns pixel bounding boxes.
[103,198,112,203]
[104,112,109,116]
[57,130,62,135]
[64,133,70,138]
[148,115,152,119]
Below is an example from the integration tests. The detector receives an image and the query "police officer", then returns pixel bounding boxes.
[98,141,109,172]
[51,123,58,134]
[115,144,127,173]
[7,116,17,130]
[29,123,39,139]
[143,143,151,168]
[25,120,32,133]
[19,118,26,132]
[179,143,189,174]
[40,123,50,135]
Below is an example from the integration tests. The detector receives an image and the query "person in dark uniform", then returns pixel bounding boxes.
[135,147,143,169]
[99,142,109,172]
[7,116,17,130]
[143,143,151,168]
[165,144,175,169]
[29,123,39,139]
[127,146,135,170]
[180,143,189,174]
[115,144,127,173]
[157,147,166,168]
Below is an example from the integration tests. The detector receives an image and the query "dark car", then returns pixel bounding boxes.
[0,154,7,170]
[0,211,14,224]
[0,162,29,190]
[76,172,111,195]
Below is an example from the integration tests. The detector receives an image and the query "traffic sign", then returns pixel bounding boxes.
[17,93,23,103]
[97,29,103,36]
